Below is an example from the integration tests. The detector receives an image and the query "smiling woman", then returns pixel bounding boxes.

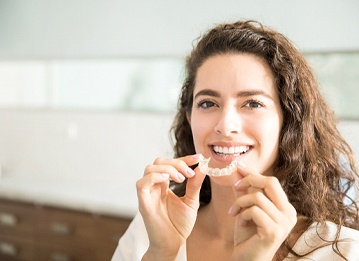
[113,20,359,261]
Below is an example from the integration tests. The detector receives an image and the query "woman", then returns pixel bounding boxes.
[113,20,359,260]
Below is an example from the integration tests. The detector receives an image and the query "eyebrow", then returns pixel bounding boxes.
[194,89,220,99]
[194,89,274,100]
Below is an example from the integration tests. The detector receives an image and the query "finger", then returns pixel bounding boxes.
[183,168,207,206]
[239,206,279,239]
[136,172,171,197]
[153,154,202,180]
[240,206,296,241]
[176,154,202,178]
[230,162,246,185]
[229,191,282,222]
[136,173,170,213]
[178,153,203,168]
[145,163,188,183]
[235,163,288,210]
[234,166,289,211]
[230,188,297,228]
[235,162,259,177]
[230,162,258,196]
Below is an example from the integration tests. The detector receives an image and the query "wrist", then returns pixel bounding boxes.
[142,247,180,261]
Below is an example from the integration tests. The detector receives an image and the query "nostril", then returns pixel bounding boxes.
[214,114,242,136]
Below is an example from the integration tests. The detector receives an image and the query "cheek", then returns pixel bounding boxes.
[263,119,281,140]
[254,116,282,170]
[247,114,282,155]
[190,120,205,145]
[189,113,214,151]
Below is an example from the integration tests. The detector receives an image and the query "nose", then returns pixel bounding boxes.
[214,106,241,136]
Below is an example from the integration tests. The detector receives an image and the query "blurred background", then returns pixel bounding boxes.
[0,0,358,260]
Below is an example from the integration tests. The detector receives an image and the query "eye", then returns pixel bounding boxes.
[196,99,218,109]
[243,99,264,109]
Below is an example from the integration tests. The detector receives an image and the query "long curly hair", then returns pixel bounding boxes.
[170,20,358,259]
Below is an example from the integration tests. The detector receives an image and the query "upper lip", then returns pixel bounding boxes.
[209,141,253,147]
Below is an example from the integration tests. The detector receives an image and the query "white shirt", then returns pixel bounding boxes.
[112,213,359,261]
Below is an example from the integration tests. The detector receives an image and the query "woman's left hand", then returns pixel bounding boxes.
[229,163,297,261]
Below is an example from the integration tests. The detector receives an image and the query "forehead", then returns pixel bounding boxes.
[194,53,277,96]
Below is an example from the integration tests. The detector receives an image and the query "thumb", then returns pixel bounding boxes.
[183,167,206,206]
[230,163,247,198]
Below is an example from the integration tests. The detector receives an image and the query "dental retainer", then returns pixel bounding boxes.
[198,155,237,176]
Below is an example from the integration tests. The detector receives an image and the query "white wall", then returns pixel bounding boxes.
[0,110,174,180]
[0,0,359,59]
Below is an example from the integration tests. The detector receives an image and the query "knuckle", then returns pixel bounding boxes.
[267,176,279,186]
[248,205,260,216]
[178,161,189,174]
[253,191,263,201]
[265,226,279,239]
[286,203,297,218]
[144,164,153,173]
[290,207,298,224]
[136,179,143,191]
[290,205,297,216]
[144,164,160,177]
[153,157,164,164]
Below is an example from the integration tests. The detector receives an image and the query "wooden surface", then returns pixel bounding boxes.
[0,198,132,261]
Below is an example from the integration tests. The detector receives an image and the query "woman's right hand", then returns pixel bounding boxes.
[136,154,206,261]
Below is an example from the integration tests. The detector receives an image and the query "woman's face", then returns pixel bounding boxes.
[188,53,283,178]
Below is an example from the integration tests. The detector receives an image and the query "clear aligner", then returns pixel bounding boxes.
[198,155,237,176]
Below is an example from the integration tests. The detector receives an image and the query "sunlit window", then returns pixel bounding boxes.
[0,53,358,119]
[305,52,359,120]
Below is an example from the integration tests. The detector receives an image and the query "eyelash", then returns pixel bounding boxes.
[244,99,265,109]
[195,99,265,110]
[196,99,218,109]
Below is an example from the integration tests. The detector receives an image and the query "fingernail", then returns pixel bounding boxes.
[235,180,248,190]
[178,172,186,181]
[228,207,233,215]
[187,167,195,177]
[161,173,170,179]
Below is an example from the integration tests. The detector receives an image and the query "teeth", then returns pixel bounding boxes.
[213,145,249,155]
[213,146,223,153]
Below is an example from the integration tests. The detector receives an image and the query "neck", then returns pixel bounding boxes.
[199,180,236,243]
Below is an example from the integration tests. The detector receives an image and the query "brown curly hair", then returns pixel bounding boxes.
[170,20,358,259]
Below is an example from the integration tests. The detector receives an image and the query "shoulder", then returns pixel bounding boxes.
[288,221,359,260]
[111,213,149,261]
[306,221,359,244]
